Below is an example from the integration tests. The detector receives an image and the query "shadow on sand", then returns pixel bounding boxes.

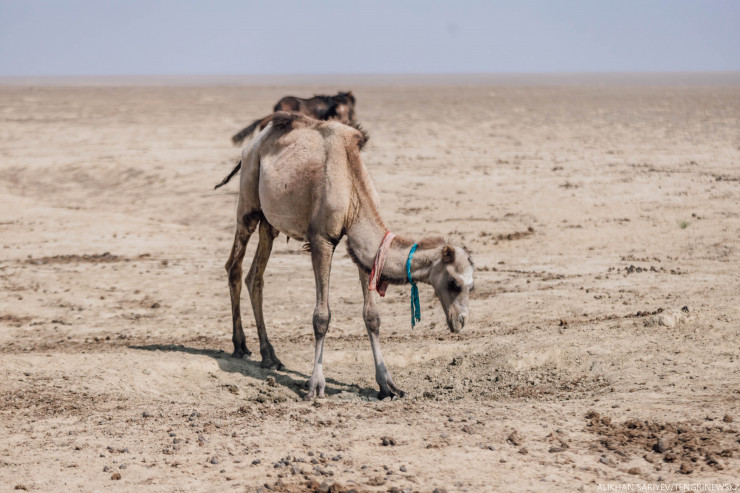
[129,344,377,401]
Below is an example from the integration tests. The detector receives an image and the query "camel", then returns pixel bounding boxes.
[230,91,356,146]
[224,112,474,400]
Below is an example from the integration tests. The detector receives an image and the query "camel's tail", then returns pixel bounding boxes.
[231,117,264,146]
[214,159,242,190]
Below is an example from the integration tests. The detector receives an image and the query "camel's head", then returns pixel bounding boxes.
[429,245,474,333]
[333,91,357,123]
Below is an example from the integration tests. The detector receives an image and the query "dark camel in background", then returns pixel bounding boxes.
[230,91,356,146]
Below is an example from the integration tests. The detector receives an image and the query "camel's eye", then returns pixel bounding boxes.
[448,279,462,293]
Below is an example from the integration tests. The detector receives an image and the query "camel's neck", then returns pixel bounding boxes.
[346,212,438,285]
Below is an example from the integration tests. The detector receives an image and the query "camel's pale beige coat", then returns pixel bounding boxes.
[225,113,474,399]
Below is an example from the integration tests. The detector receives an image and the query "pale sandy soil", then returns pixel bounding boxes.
[1,76,739,492]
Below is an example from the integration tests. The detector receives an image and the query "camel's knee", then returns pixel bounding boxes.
[313,308,331,338]
[245,270,264,292]
[227,264,242,285]
[363,307,380,334]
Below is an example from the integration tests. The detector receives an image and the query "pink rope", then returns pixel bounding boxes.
[368,231,396,297]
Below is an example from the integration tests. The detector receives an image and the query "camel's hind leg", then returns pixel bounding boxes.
[225,212,260,358]
[304,237,336,400]
[245,217,284,370]
[358,269,405,400]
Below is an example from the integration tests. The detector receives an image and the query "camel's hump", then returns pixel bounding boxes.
[267,111,369,151]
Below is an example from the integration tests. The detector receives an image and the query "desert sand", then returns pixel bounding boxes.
[1,74,739,492]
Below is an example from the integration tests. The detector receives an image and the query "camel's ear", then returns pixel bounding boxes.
[441,245,455,264]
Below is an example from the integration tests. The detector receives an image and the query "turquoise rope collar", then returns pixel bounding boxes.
[406,244,421,327]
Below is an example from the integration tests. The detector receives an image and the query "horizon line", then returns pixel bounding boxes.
[2,71,739,88]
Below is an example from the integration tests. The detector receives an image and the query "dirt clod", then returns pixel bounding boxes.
[507,431,523,446]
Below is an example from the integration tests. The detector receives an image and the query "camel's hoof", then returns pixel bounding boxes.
[303,392,315,402]
[231,349,251,359]
[260,358,285,371]
[378,389,405,401]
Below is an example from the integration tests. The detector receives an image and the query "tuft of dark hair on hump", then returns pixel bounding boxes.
[349,122,369,150]
[270,112,295,131]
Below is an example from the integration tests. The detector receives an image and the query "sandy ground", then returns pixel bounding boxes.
[1,75,739,492]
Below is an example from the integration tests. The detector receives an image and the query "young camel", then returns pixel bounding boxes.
[225,112,474,400]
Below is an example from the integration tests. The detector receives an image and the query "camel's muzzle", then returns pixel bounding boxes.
[447,313,467,333]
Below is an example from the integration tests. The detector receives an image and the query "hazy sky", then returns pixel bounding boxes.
[1,1,738,76]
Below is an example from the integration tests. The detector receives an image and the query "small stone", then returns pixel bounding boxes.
[381,436,396,446]
[657,314,675,328]
[450,356,464,366]
[599,456,612,465]
[331,455,342,461]
[654,438,669,453]
[400,465,407,472]
[679,462,693,474]
[252,459,261,465]
[518,447,528,455]
[627,467,640,475]
[142,411,152,418]
[103,466,110,472]
[111,473,121,480]
[119,464,127,469]
[210,456,219,465]
[266,376,276,387]
[432,488,447,493]
[723,414,733,423]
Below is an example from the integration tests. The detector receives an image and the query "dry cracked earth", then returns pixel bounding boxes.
[1,74,739,491]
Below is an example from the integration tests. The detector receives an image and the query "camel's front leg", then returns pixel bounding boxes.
[358,269,405,400]
[304,238,335,400]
